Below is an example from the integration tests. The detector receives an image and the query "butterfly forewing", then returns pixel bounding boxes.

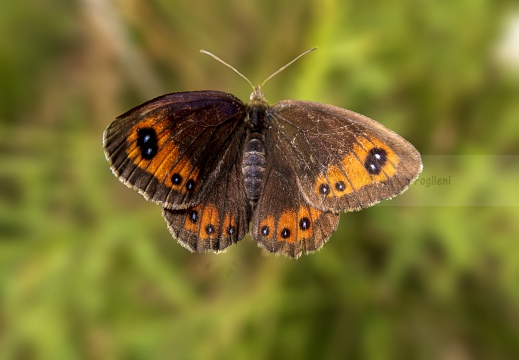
[268,100,422,212]
[103,91,247,209]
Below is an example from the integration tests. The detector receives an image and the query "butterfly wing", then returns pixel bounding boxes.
[267,100,422,212]
[251,129,340,258]
[103,91,247,209]
[162,153,251,253]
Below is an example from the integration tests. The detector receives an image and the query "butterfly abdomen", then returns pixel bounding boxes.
[242,132,266,202]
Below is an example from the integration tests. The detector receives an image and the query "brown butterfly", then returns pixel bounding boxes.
[103,48,422,258]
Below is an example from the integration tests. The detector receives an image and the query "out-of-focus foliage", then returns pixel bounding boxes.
[1,0,519,359]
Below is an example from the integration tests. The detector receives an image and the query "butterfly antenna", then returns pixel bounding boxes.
[260,47,318,88]
[200,49,255,92]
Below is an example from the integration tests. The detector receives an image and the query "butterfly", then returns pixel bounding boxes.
[103,48,422,258]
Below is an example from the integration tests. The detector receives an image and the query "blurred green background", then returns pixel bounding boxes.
[2,0,519,359]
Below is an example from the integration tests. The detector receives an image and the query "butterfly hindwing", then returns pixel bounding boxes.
[268,100,423,212]
[103,91,246,209]
[162,153,251,253]
[251,130,340,258]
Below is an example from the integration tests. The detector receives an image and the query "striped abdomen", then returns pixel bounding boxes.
[242,132,266,202]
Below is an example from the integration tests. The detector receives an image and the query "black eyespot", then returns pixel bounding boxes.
[186,179,196,191]
[205,224,215,235]
[280,228,291,239]
[335,181,346,192]
[172,173,183,185]
[364,148,388,175]
[189,210,198,223]
[261,225,270,236]
[319,183,330,195]
[299,217,310,231]
[137,128,158,160]
[227,225,236,236]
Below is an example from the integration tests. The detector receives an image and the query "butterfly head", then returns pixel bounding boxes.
[250,85,266,103]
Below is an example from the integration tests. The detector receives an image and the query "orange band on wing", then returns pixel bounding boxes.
[259,206,323,243]
[183,204,220,239]
[199,204,220,239]
[314,136,399,197]
[126,116,199,193]
[259,216,275,239]
[184,205,202,234]
[295,206,322,241]
[278,211,297,243]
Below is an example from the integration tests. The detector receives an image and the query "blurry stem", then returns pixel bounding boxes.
[80,0,162,97]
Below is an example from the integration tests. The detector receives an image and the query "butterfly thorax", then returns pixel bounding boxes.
[242,90,269,204]
[245,89,269,130]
